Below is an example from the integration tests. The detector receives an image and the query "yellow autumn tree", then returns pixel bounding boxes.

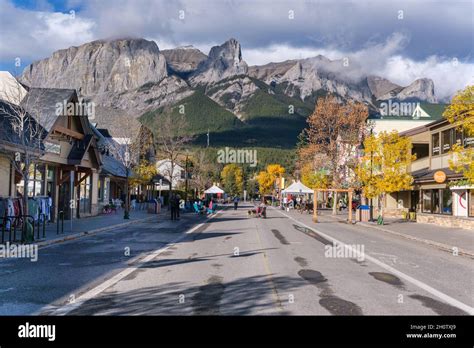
[130,160,157,187]
[301,162,328,189]
[221,164,243,196]
[267,164,285,179]
[444,85,474,134]
[257,170,273,195]
[444,85,474,184]
[356,131,415,221]
[257,164,286,196]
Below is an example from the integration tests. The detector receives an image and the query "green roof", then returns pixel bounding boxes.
[369,102,448,120]
[418,103,448,119]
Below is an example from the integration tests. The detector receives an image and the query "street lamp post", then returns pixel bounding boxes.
[369,128,374,222]
[124,148,130,220]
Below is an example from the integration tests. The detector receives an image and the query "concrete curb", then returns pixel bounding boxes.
[356,221,474,258]
[36,215,159,249]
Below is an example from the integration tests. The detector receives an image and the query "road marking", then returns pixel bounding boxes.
[253,219,283,311]
[43,210,224,316]
[272,207,474,315]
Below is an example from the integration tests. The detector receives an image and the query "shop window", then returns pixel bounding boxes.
[432,133,440,156]
[422,190,432,213]
[432,190,440,214]
[464,134,474,148]
[423,189,444,214]
[412,144,429,159]
[98,178,103,202]
[442,129,453,154]
[455,129,463,147]
[17,164,45,197]
[441,189,452,215]
[79,173,91,214]
[33,164,45,197]
[46,167,54,197]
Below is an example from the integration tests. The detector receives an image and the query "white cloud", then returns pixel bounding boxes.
[380,56,474,102]
[0,0,471,100]
[243,33,473,101]
[0,0,95,63]
[31,12,95,49]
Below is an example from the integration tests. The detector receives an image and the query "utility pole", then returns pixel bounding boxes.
[369,128,374,222]
[185,154,189,201]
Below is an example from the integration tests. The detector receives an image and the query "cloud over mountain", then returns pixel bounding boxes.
[1,0,472,100]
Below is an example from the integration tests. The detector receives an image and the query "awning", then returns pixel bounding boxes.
[282,181,313,194]
[204,185,225,194]
[412,167,462,183]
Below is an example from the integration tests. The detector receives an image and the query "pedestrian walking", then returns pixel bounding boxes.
[176,194,181,219]
[170,194,177,220]
[233,196,239,210]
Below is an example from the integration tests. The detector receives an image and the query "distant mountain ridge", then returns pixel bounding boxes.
[19,37,438,148]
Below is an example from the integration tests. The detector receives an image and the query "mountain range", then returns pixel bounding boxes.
[19,38,437,149]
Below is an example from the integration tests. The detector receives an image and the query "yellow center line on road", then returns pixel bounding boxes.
[253,217,284,312]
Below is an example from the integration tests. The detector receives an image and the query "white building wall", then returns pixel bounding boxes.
[372,120,434,135]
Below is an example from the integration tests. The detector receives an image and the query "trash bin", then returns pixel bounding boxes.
[357,205,370,222]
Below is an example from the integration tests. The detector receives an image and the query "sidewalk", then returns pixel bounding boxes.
[5,208,163,248]
[301,209,474,257]
[358,217,474,257]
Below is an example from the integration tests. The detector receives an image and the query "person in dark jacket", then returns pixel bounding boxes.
[233,196,239,210]
[170,194,177,221]
[176,194,181,219]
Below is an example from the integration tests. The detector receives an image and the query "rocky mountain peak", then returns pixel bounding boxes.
[21,38,168,99]
[189,38,248,86]
[161,46,207,76]
[208,38,242,61]
[397,78,437,103]
[367,75,402,100]
[377,77,437,103]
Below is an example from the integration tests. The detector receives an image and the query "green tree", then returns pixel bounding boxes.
[245,178,259,199]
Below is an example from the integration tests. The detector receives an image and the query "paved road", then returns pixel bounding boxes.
[20,203,470,316]
[0,214,199,315]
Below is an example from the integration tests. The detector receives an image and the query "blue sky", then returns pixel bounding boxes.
[12,0,78,12]
[0,0,473,99]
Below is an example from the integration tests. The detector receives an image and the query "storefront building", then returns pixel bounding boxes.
[0,88,102,222]
[386,119,474,229]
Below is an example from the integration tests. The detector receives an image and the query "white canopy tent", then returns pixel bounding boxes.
[204,185,225,194]
[281,181,313,195]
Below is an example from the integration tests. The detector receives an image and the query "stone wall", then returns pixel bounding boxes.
[417,213,474,230]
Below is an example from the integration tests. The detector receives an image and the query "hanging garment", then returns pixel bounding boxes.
[28,198,39,221]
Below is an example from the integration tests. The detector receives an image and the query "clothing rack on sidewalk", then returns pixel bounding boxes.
[0,196,52,231]
[0,197,24,230]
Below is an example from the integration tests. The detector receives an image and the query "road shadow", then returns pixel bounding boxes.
[138,258,211,268]
[67,274,305,315]
[188,232,241,242]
